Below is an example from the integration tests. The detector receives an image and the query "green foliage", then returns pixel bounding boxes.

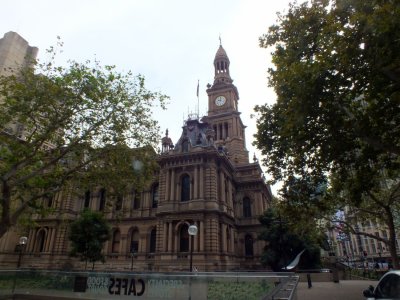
[207,281,272,300]
[69,209,111,268]
[255,0,399,184]
[0,42,167,238]
[258,208,321,271]
[255,0,400,267]
[0,272,74,290]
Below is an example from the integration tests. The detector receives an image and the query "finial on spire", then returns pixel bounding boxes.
[219,34,222,46]
[253,153,258,162]
[166,129,169,137]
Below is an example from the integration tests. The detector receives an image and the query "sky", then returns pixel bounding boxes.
[1,0,293,194]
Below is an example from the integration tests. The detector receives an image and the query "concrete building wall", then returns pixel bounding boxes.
[0,31,38,76]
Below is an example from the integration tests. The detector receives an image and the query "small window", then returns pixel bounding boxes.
[36,230,46,252]
[245,234,254,256]
[84,191,91,208]
[45,195,53,208]
[152,184,159,208]
[243,197,252,218]
[181,175,190,202]
[99,188,106,211]
[180,224,189,252]
[130,230,139,253]
[115,194,123,211]
[133,191,140,209]
[112,229,120,253]
[149,228,157,253]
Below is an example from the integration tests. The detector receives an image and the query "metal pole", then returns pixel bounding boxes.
[17,247,23,268]
[190,234,194,272]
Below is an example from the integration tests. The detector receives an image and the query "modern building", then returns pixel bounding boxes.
[0,31,38,77]
[0,32,272,272]
[327,212,398,266]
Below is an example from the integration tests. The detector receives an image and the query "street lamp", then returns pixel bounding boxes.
[17,236,27,268]
[188,224,198,272]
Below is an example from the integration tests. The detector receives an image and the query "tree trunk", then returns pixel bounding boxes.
[385,206,399,269]
[0,181,11,240]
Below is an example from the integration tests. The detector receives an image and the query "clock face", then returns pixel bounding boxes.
[215,96,226,106]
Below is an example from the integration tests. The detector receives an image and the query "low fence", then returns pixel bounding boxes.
[0,270,299,300]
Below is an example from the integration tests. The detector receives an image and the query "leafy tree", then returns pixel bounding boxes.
[0,42,167,239]
[254,0,400,267]
[69,209,111,269]
[258,207,321,271]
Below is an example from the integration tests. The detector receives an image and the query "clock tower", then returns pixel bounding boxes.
[204,44,249,164]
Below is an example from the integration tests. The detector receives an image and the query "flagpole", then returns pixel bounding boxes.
[196,80,199,118]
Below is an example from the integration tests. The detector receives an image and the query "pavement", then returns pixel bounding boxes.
[296,280,378,300]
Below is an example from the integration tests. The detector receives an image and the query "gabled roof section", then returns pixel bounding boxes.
[173,116,216,153]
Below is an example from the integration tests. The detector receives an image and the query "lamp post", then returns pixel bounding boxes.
[188,224,198,272]
[188,224,198,300]
[17,236,27,268]
[13,236,27,294]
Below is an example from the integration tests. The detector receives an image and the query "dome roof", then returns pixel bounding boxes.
[214,45,229,61]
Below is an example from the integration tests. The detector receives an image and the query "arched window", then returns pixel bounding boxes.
[36,229,46,252]
[245,234,254,256]
[243,197,252,218]
[180,224,189,252]
[130,229,139,254]
[149,228,157,253]
[84,191,91,209]
[152,184,159,208]
[112,229,120,253]
[181,175,190,202]
[99,188,106,211]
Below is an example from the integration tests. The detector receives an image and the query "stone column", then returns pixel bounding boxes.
[49,227,56,253]
[230,228,234,253]
[199,165,204,199]
[44,228,52,252]
[168,222,173,252]
[200,221,204,252]
[220,171,225,203]
[194,166,198,199]
[194,221,198,251]
[165,169,170,201]
[163,222,168,251]
[139,234,146,253]
[174,228,179,253]
[27,229,35,252]
[221,224,226,253]
[170,169,175,201]
[255,194,261,216]
[228,179,233,207]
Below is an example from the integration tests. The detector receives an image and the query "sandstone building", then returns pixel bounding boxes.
[0,32,272,271]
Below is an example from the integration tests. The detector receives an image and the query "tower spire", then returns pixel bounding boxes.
[213,43,232,84]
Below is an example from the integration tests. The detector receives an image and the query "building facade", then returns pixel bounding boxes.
[0,31,38,77]
[0,33,272,272]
